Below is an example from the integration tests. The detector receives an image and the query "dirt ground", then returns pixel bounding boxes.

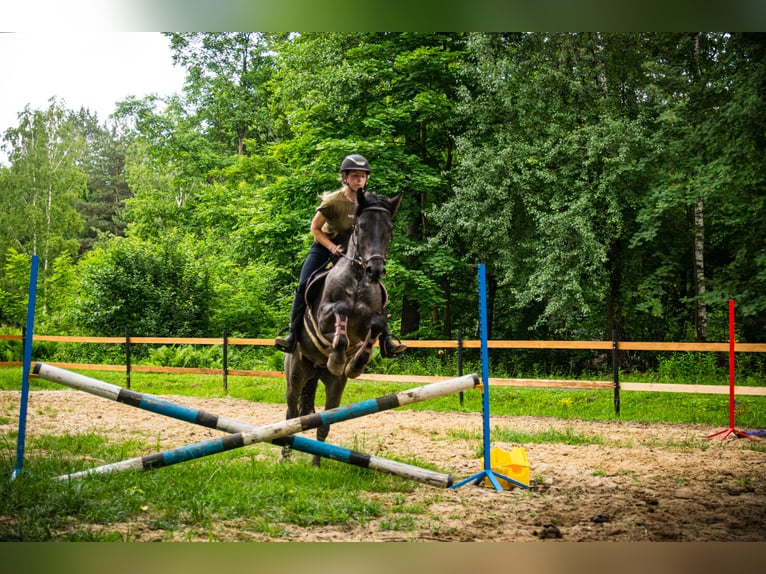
[3,389,765,542]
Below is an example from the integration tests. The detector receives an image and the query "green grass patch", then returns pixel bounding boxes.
[0,437,412,541]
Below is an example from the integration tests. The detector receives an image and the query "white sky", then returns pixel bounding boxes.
[0,32,187,164]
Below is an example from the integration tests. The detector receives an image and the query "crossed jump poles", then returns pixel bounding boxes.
[33,362,479,486]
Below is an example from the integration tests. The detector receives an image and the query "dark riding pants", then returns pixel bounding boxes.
[288,242,334,330]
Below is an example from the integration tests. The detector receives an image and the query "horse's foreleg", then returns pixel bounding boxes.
[346,314,386,379]
[345,328,377,379]
[327,309,349,376]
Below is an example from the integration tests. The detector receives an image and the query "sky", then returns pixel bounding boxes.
[0,32,187,163]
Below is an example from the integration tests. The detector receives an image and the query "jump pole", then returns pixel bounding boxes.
[34,362,460,487]
[37,363,478,482]
[451,263,529,490]
[12,255,39,481]
[706,299,755,441]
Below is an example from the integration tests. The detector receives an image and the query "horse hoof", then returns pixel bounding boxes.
[346,357,369,379]
[327,359,344,376]
[345,366,364,379]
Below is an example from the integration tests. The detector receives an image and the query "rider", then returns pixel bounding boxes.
[274,154,407,358]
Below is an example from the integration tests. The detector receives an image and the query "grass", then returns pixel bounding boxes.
[2,366,765,428]
[1,365,765,541]
[0,433,409,541]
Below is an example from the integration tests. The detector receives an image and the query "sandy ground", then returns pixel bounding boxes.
[3,389,765,542]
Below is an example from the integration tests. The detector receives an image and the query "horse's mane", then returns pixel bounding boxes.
[357,190,396,216]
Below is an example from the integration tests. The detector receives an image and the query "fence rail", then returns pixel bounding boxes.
[2,333,766,398]
[3,333,766,351]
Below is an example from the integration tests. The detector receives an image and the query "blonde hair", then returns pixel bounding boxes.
[320,187,345,201]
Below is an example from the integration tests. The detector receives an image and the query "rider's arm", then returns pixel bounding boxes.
[310,211,342,255]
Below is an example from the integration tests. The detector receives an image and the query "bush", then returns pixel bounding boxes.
[72,235,214,337]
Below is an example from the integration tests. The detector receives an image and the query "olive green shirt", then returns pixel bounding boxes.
[317,190,356,242]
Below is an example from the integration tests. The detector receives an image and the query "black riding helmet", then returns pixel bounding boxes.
[340,154,371,173]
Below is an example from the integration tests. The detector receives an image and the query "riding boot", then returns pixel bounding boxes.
[275,290,307,354]
[379,329,406,358]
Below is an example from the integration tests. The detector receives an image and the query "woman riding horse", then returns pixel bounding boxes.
[274,154,406,358]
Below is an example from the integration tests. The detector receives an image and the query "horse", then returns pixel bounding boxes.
[282,187,402,465]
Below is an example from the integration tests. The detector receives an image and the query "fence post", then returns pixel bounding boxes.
[612,329,620,415]
[457,329,464,406]
[223,329,228,394]
[125,330,131,390]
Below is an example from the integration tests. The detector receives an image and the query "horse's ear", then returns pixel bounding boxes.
[390,192,403,218]
[356,187,366,209]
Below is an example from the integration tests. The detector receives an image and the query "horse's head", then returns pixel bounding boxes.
[351,188,402,283]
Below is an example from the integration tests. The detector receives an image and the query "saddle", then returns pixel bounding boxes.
[302,269,389,357]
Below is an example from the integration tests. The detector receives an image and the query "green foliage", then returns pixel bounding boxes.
[0,249,32,328]
[0,101,87,330]
[72,234,214,337]
[41,252,80,333]
[656,352,723,385]
[1,33,765,385]
[436,33,653,340]
[208,261,283,337]
[144,345,222,369]
[0,329,22,362]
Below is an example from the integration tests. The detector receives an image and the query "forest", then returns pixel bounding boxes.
[0,32,764,376]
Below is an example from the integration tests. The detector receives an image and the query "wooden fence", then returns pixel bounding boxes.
[1,333,765,397]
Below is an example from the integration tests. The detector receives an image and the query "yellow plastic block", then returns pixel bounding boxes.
[484,447,530,489]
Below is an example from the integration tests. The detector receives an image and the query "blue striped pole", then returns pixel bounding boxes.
[35,363,476,484]
[12,255,38,480]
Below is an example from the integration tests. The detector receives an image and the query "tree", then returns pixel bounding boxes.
[0,99,87,322]
[437,33,651,341]
[166,32,278,156]
[69,109,131,253]
[633,33,766,342]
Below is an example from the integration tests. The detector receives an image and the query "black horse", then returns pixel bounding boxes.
[283,188,402,465]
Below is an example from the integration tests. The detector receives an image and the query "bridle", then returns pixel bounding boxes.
[337,205,392,270]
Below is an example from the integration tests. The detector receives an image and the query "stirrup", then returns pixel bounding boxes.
[274,329,296,353]
[380,333,406,358]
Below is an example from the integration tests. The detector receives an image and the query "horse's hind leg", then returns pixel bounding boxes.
[311,373,347,467]
[282,354,317,460]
